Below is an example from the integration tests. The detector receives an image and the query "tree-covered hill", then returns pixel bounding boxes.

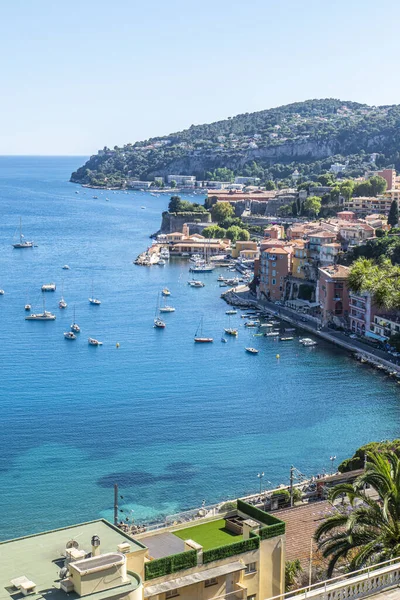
[71,99,400,187]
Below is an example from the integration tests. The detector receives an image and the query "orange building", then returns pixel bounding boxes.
[318,265,350,326]
[258,246,293,302]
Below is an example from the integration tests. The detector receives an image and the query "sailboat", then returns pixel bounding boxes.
[224,315,238,336]
[89,281,101,305]
[71,306,80,333]
[59,280,67,309]
[25,291,31,311]
[154,293,166,328]
[159,296,175,313]
[13,217,34,248]
[194,317,213,343]
[25,298,56,321]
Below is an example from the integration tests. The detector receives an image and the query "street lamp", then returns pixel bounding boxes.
[257,472,264,494]
[329,456,337,475]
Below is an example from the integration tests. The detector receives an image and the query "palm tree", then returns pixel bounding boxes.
[314,451,400,577]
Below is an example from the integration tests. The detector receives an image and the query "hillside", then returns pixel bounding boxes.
[71,99,400,187]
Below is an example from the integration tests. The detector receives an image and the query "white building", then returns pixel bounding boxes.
[167,175,196,186]
[234,176,260,185]
[128,180,152,189]
[330,163,346,174]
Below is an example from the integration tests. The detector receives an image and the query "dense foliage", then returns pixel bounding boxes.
[71,99,400,187]
[338,440,400,473]
[315,452,400,576]
[348,257,400,309]
[144,550,197,580]
[168,195,208,213]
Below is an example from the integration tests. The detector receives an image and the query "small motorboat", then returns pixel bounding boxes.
[89,298,101,305]
[62,265,70,270]
[64,332,76,340]
[244,321,259,328]
[25,304,31,311]
[41,283,56,292]
[217,275,226,281]
[188,280,205,287]
[246,347,259,354]
[300,338,317,346]
[280,336,294,341]
[59,299,67,309]
[224,328,238,336]
[0,290,4,295]
[162,288,171,296]
[225,310,237,315]
[284,328,296,332]
[265,331,280,337]
[221,337,228,343]
[88,338,102,345]
[154,318,166,328]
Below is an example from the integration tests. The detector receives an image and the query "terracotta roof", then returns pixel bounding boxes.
[264,247,290,255]
[319,265,350,279]
[309,231,336,238]
[274,501,334,567]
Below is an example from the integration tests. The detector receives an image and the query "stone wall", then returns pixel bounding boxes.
[160,211,211,233]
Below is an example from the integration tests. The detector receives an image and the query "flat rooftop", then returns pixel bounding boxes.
[172,519,242,550]
[0,520,145,600]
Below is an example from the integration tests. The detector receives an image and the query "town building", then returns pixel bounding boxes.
[308,231,337,260]
[336,211,355,221]
[330,163,346,174]
[338,222,375,247]
[128,181,152,189]
[234,176,260,185]
[343,195,392,216]
[377,168,396,191]
[318,265,350,326]
[263,225,284,240]
[231,241,258,259]
[349,291,378,336]
[0,502,286,600]
[170,237,230,256]
[167,175,196,186]
[258,246,292,302]
[319,242,341,265]
[372,314,400,340]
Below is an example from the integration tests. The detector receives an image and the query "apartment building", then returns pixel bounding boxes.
[319,243,341,265]
[318,265,350,326]
[377,168,396,191]
[373,314,400,339]
[1,504,286,600]
[343,195,393,216]
[167,175,196,186]
[308,231,337,260]
[258,246,292,301]
[349,291,378,336]
[338,223,375,247]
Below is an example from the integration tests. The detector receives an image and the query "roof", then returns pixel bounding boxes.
[166,232,184,237]
[264,247,289,255]
[309,231,336,239]
[0,520,145,600]
[141,532,185,559]
[319,265,350,280]
[144,562,246,596]
[321,243,341,248]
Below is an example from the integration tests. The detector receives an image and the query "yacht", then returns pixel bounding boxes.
[0,290,4,295]
[154,317,166,328]
[13,217,34,248]
[189,263,215,273]
[25,299,56,321]
[159,305,175,313]
[245,347,259,354]
[62,265,70,270]
[64,332,76,340]
[225,309,237,315]
[188,280,205,287]
[161,288,171,296]
[224,328,238,336]
[25,304,31,311]
[42,283,56,292]
[88,338,103,345]
[300,338,317,346]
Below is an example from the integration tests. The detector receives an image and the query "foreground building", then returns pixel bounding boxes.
[318,265,350,326]
[0,502,286,600]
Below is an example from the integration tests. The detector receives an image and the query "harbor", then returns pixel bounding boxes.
[1,157,400,542]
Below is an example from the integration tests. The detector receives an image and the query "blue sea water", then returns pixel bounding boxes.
[0,155,399,541]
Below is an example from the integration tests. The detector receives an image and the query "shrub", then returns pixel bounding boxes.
[145,550,197,580]
[203,537,259,564]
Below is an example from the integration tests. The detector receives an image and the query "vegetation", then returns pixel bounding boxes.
[315,451,400,576]
[348,257,400,309]
[202,225,226,238]
[218,500,237,512]
[285,559,303,592]
[226,226,250,242]
[303,195,322,218]
[203,538,259,563]
[353,175,387,197]
[71,100,400,187]
[388,200,399,227]
[168,195,208,213]
[145,550,197,580]
[338,440,400,473]
[211,202,234,223]
[173,519,242,550]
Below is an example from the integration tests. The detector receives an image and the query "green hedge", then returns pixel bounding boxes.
[237,499,286,536]
[145,550,197,580]
[203,537,259,564]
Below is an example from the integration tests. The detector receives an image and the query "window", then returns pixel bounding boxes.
[245,562,257,574]
[272,262,276,267]
[248,595,256,600]
[204,578,218,587]
[272,279,276,285]
[166,590,179,599]
[272,270,276,276]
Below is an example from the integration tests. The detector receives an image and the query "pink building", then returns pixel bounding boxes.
[349,291,379,336]
[377,168,396,191]
[318,265,350,326]
[336,211,355,221]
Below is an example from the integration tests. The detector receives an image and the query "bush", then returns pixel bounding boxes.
[218,501,237,512]
[145,550,197,580]
[203,537,259,564]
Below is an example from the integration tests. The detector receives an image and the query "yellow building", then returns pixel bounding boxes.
[291,240,308,280]
[231,241,258,259]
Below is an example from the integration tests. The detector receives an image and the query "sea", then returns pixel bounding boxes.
[0,155,399,541]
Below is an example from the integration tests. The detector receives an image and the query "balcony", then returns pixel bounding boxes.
[266,557,400,600]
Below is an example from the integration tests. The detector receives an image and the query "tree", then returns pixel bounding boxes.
[206,168,234,182]
[388,200,399,228]
[265,180,276,190]
[370,175,387,196]
[168,196,183,212]
[348,257,400,309]
[317,173,335,186]
[211,202,234,224]
[170,180,177,188]
[340,180,355,201]
[277,204,292,217]
[303,195,321,218]
[237,229,250,241]
[225,226,242,242]
[315,451,400,576]
[285,560,303,592]
[202,225,226,239]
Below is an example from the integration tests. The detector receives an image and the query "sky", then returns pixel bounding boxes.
[1,0,400,155]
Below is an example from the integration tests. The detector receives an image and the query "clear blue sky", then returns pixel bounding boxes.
[1,0,399,155]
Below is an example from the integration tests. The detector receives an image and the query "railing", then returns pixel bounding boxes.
[265,557,400,600]
[212,587,246,600]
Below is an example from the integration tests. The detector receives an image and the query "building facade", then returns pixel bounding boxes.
[318,265,350,326]
[258,247,292,301]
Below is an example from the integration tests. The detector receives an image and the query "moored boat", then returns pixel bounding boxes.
[162,288,171,296]
[88,337,102,345]
[245,347,259,354]
[194,317,213,343]
[224,328,238,336]
[64,332,76,340]
[280,336,294,341]
[13,217,34,248]
[42,283,56,292]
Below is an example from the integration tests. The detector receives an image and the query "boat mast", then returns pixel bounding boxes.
[20,217,22,243]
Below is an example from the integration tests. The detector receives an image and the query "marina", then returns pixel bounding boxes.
[1,157,400,542]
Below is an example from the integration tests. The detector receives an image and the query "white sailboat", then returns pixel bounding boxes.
[154,293,166,328]
[71,306,80,333]
[13,217,33,249]
[194,317,213,343]
[89,281,101,305]
[59,280,67,309]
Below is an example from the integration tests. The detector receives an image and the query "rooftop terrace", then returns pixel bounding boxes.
[173,519,242,550]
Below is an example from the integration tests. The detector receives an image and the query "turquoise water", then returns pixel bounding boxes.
[0,156,400,541]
